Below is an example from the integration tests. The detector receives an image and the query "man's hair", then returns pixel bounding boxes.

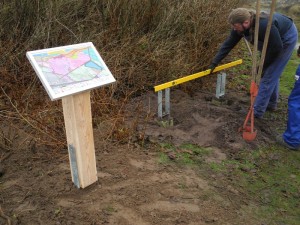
[228,8,252,25]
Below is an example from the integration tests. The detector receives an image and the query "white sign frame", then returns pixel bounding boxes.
[26,42,116,100]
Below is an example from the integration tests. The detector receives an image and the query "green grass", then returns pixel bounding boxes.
[158,143,211,166]
[103,205,117,214]
[224,146,300,224]
[158,152,171,164]
[280,51,299,95]
[158,141,300,223]
[156,134,299,219]
[209,161,226,172]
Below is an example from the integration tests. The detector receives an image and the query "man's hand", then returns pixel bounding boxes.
[208,63,217,74]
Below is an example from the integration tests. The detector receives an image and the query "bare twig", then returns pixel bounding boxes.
[54,17,80,42]
[0,153,12,163]
[0,205,11,225]
[1,87,64,146]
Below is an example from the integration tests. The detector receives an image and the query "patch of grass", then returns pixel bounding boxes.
[280,51,299,96]
[209,161,226,172]
[226,42,252,90]
[189,118,299,223]
[217,145,300,224]
[158,142,212,166]
[103,205,117,215]
[158,152,171,164]
[159,142,176,151]
[178,152,195,165]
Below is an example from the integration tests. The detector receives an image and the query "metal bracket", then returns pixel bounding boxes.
[68,144,80,188]
[216,72,226,99]
[157,88,170,119]
[156,73,226,119]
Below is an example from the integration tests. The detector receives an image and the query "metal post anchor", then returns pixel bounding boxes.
[158,88,170,119]
[216,72,226,99]
[157,88,173,126]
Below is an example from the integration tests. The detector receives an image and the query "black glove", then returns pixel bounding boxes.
[297,46,300,56]
[208,63,217,74]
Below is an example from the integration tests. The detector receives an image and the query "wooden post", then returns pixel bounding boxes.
[62,91,98,188]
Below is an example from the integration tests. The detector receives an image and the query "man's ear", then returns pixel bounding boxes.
[243,19,251,28]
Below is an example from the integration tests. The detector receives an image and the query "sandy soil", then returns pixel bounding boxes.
[0,87,286,225]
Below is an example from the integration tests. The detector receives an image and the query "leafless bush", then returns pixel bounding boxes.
[0,0,240,149]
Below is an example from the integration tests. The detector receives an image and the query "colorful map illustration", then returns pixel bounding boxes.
[26,42,115,100]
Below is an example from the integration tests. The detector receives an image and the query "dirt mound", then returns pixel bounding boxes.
[132,89,280,151]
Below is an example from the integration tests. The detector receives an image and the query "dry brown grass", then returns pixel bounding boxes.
[0,0,240,150]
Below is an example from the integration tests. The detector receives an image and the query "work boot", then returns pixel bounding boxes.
[276,134,300,151]
[254,114,263,119]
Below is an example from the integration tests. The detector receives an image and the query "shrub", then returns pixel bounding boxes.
[0,0,240,148]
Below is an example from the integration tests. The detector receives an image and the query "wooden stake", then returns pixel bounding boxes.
[256,0,277,84]
[62,91,98,188]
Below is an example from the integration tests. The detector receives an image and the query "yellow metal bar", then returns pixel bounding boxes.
[154,59,243,92]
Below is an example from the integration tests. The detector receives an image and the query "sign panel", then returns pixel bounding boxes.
[26,42,116,100]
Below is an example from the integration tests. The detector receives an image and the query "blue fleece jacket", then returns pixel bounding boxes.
[212,12,293,70]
